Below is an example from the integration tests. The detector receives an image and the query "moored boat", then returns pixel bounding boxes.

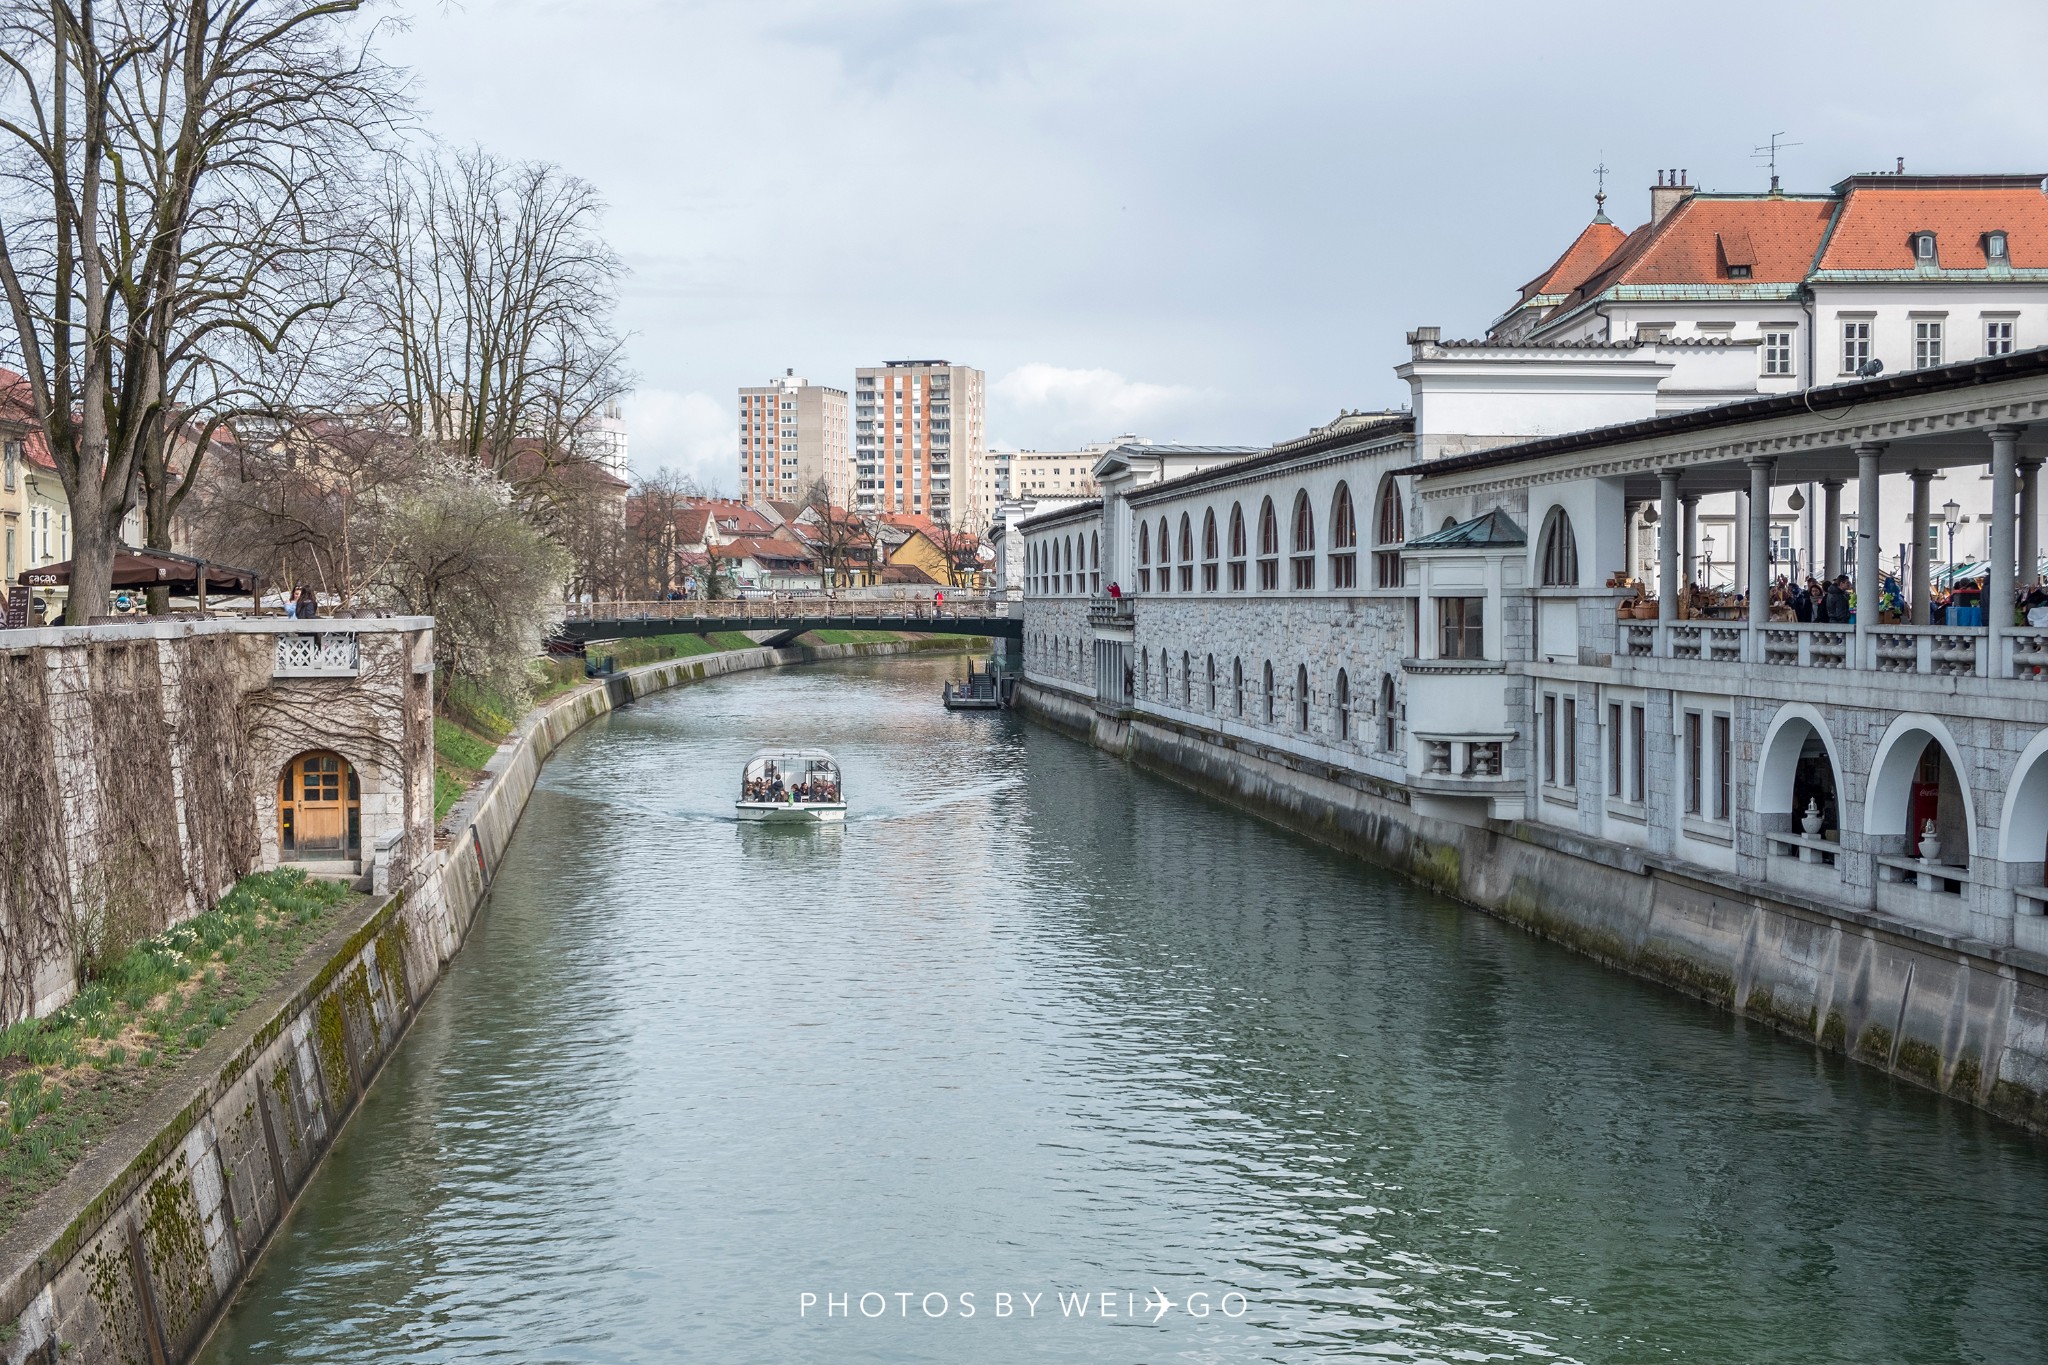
[735,748,846,822]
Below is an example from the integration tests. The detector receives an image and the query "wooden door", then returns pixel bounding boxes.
[281,752,354,855]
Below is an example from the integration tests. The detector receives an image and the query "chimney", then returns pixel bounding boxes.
[1897,156,1906,174]
[1650,168,1694,227]
[1406,326,1442,353]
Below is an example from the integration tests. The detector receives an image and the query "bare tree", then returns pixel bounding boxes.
[365,147,629,494]
[797,476,869,588]
[0,0,400,622]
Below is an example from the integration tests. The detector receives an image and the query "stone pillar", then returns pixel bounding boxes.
[1657,470,1680,623]
[1822,478,1845,581]
[1856,444,1884,642]
[1733,488,1750,598]
[1681,495,1700,589]
[2021,457,2042,589]
[1990,427,2022,638]
[1910,469,1935,626]
[1748,458,1773,631]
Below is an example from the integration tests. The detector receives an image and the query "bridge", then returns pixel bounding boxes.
[555,597,1023,649]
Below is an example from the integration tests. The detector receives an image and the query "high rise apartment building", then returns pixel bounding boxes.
[853,360,987,528]
[738,370,849,508]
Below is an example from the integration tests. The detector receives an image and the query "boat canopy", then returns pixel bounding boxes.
[740,749,843,801]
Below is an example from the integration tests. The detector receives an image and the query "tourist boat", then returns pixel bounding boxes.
[735,748,846,822]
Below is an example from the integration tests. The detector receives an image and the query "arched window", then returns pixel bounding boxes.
[1374,476,1406,588]
[1263,660,1276,723]
[1539,506,1579,587]
[1380,674,1398,752]
[1177,513,1194,591]
[1137,521,1152,593]
[1181,649,1191,706]
[1201,509,1220,591]
[1256,498,1280,590]
[1233,657,1244,716]
[1159,648,1171,700]
[1206,654,1217,710]
[1227,504,1248,591]
[1136,648,1146,694]
[1158,517,1172,592]
[1290,490,1316,590]
[1296,664,1310,732]
[1336,669,1351,740]
[1090,531,1101,595]
[1330,482,1357,589]
[1064,536,1075,594]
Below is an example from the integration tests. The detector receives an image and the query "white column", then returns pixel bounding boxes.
[1990,427,2021,636]
[1822,479,1844,582]
[1910,469,1934,627]
[1681,495,1700,590]
[1657,471,1680,623]
[1733,488,1750,596]
[1748,458,1772,631]
[1856,444,1883,645]
[2021,457,2042,589]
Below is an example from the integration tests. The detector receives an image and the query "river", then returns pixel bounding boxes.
[199,654,2048,1363]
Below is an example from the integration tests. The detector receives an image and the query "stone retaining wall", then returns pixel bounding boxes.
[1018,681,2048,1137]
[0,636,976,1364]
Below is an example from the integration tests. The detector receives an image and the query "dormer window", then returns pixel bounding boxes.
[1913,232,1938,263]
[1988,231,2010,263]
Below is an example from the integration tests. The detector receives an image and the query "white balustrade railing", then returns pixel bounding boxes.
[274,632,360,678]
[1608,619,2045,679]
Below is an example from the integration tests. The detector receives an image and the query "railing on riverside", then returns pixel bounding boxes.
[1614,618,2048,679]
[559,595,1008,624]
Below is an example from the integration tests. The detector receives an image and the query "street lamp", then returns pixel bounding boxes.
[1943,498,1962,582]
[1701,532,1717,589]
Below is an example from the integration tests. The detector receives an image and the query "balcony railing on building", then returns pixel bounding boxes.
[274,631,360,678]
[1616,619,2048,680]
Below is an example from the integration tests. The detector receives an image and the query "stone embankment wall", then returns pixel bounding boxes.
[1018,681,2048,1136]
[0,636,970,1364]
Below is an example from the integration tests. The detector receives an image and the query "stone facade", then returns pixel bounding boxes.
[0,618,433,1024]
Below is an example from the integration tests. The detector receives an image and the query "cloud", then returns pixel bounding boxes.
[621,388,736,495]
[992,364,1202,446]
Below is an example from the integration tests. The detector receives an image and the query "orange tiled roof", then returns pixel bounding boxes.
[1517,217,1630,303]
[1588,195,1836,291]
[0,368,55,469]
[1817,184,2048,270]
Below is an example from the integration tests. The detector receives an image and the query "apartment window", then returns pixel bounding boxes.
[1988,231,2010,263]
[1608,702,1624,796]
[1290,490,1315,590]
[1543,694,1558,786]
[1437,597,1484,660]
[1713,713,1732,820]
[1987,319,2017,357]
[1256,497,1280,591]
[1685,710,1703,814]
[1842,319,1872,374]
[1561,697,1576,788]
[1914,232,1937,262]
[1762,330,1793,376]
[1629,704,1646,804]
[1227,504,1247,592]
[1330,482,1357,588]
[1914,319,1944,369]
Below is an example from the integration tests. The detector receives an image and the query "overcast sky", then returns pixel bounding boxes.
[380,0,2048,491]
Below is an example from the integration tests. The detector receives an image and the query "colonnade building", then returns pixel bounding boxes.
[1019,347,2048,966]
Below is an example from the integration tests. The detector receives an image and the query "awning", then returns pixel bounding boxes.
[18,546,260,596]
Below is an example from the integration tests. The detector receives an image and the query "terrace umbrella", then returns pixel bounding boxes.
[18,546,261,606]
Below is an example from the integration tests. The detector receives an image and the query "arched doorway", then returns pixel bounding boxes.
[1866,718,1974,868]
[1756,708,1843,864]
[279,750,360,858]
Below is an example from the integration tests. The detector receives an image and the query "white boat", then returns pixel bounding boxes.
[735,748,847,823]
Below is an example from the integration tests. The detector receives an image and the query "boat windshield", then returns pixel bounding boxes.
[739,754,842,804]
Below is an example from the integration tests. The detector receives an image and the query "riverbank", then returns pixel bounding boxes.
[0,635,985,1363]
[1016,679,2048,1137]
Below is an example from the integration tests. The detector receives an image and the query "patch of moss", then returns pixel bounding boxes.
[1951,1053,1983,1098]
[313,994,352,1107]
[1896,1037,1943,1086]
[1411,843,1462,897]
[1638,946,1737,1005]
[140,1155,210,1339]
[1857,1022,1894,1065]
[1821,1007,1848,1051]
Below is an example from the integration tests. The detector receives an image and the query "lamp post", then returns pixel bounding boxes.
[1701,532,1717,590]
[1943,498,1962,584]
